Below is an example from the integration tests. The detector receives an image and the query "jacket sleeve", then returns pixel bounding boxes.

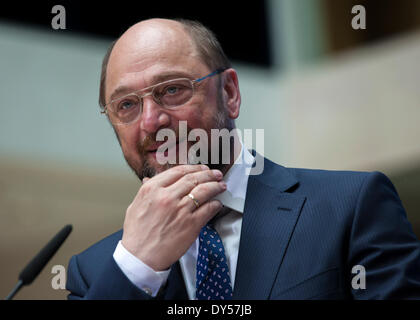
[348,171,420,299]
[66,254,153,300]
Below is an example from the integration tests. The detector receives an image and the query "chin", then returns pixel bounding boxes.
[134,160,174,180]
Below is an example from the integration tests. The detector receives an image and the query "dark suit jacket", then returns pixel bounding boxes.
[66,157,420,299]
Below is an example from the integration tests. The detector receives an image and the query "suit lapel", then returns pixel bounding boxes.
[233,160,306,299]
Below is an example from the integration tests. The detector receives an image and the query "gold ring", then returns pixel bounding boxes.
[188,193,200,209]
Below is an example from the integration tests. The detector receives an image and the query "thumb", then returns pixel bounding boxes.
[142,177,150,184]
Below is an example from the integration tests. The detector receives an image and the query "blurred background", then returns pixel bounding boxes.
[0,0,419,299]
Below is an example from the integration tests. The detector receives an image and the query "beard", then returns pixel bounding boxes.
[123,93,235,181]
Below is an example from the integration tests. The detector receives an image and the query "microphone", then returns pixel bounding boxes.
[4,224,73,300]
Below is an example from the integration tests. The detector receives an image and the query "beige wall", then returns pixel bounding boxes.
[275,31,420,173]
[0,157,139,299]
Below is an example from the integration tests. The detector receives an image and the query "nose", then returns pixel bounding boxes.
[139,95,170,134]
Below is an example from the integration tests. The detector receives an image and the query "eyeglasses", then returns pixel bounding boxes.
[101,68,227,125]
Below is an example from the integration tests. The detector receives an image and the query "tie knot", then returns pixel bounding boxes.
[199,224,218,244]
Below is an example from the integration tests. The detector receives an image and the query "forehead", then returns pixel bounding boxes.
[106,22,208,100]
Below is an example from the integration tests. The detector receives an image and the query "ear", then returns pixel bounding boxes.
[222,68,241,119]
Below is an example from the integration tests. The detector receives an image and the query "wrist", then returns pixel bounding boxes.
[121,238,170,272]
[113,240,171,296]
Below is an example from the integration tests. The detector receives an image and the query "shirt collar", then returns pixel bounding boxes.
[213,144,254,214]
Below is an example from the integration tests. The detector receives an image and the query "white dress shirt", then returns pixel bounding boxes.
[113,146,254,299]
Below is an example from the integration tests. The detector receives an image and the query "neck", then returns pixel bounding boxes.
[208,128,241,176]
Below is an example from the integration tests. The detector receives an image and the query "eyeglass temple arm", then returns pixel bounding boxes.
[194,68,228,83]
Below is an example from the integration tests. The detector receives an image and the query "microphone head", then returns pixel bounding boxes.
[18,224,73,285]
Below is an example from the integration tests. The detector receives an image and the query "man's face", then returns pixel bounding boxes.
[105,20,233,180]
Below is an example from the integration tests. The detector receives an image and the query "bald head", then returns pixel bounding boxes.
[105,19,199,106]
[99,18,231,107]
[113,19,195,61]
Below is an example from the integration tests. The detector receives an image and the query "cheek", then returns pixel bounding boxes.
[116,126,141,158]
[172,95,219,130]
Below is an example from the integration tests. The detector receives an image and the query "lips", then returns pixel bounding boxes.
[149,137,188,152]
[145,142,165,153]
[145,141,178,161]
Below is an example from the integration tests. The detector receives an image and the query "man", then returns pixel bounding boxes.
[66,18,420,300]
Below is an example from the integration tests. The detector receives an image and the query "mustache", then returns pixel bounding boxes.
[137,134,156,155]
[137,126,182,155]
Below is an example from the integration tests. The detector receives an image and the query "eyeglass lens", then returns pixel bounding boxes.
[109,79,194,124]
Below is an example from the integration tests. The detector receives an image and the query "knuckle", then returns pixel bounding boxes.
[176,166,187,176]
[183,173,199,189]
[140,182,153,194]
[213,200,223,210]
[188,181,197,191]
[191,177,199,187]
[199,183,209,194]
[159,193,172,207]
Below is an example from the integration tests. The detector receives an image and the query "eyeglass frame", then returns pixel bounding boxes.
[100,67,228,125]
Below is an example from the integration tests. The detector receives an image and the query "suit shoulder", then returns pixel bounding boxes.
[258,156,389,195]
[283,166,392,197]
[290,167,371,181]
[73,229,123,267]
[66,230,123,294]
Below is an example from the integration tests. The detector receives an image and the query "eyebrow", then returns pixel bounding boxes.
[109,86,135,101]
[109,71,196,102]
[151,71,194,84]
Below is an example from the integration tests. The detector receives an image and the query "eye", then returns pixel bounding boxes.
[120,101,134,110]
[165,85,181,95]
[155,80,193,107]
[116,97,139,112]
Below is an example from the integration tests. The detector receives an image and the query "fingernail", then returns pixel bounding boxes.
[201,165,209,170]
[213,170,223,178]
[219,181,227,189]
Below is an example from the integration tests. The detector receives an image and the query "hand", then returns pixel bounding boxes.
[121,165,226,271]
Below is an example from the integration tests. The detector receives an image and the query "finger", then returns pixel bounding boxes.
[167,169,224,198]
[149,164,209,187]
[192,200,223,227]
[181,180,227,212]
